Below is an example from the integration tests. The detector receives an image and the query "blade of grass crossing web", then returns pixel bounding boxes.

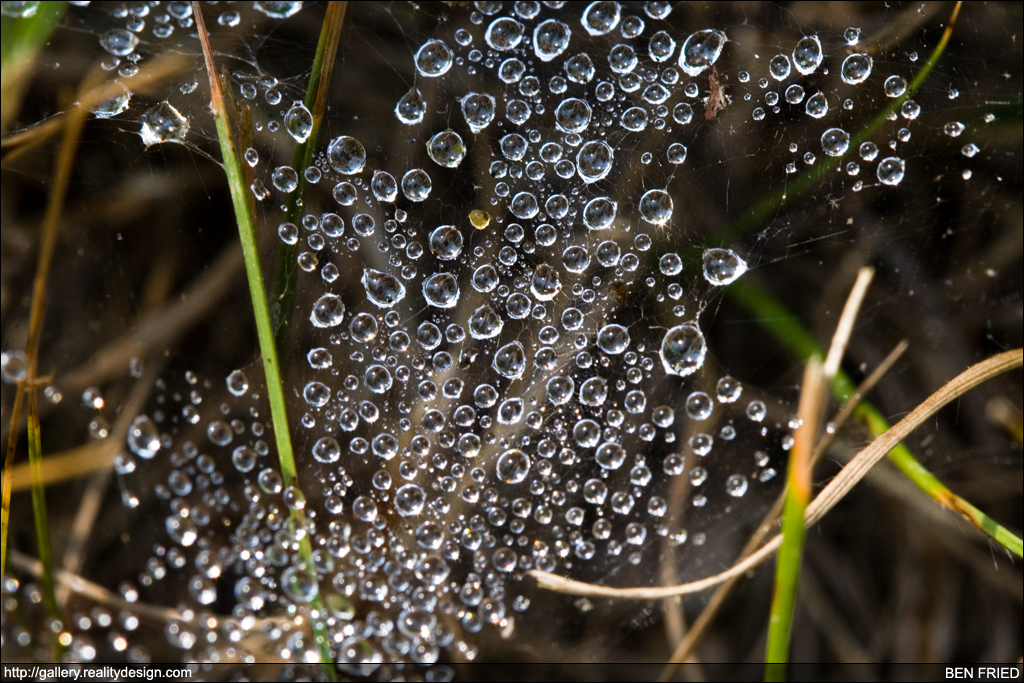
[727,280,1023,558]
[191,4,336,673]
[764,359,826,680]
[271,2,347,355]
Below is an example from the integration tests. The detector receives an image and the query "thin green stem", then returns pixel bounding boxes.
[720,1,962,244]
[192,3,335,673]
[765,359,825,679]
[27,389,61,658]
[271,2,347,355]
[728,280,1023,558]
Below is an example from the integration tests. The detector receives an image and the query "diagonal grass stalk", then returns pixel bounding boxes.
[271,2,347,355]
[728,280,1023,557]
[192,3,335,673]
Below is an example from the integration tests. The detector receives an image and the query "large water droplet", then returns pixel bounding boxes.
[100,28,139,56]
[461,92,496,133]
[679,29,726,77]
[415,39,453,77]
[284,102,312,142]
[401,168,432,201]
[581,1,621,36]
[395,87,427,124]
[469,305,504,339]
[660,323,707,376]
[140,102,189,146]
[310,294,345,327]
[361,268,406,308]
[792,35,822,75]
[493,341,526,379]
[583,197,617,230]
[422,273,460,308]
[876,157,905,186]
[597,324,630,354]
[327,135,366,175]
[820,128,850,157]
[576,140,613,182]
[533,19,571,62]
[427,130,466,168]
[840,53,872,84]
[554,97,592,133]
[530,264,562,301]
[485,17,524,50]
[496,449,531,484]
[639,189,673,225]
[703,248,748,285]
[127,415,160,459]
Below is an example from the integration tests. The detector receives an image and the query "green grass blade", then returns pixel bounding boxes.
[27,389,61,658]
[764,360,825,679]
[191,3,335,672]
[1,1,66,132]
[271,2,347,355]
[728,280,1023,558]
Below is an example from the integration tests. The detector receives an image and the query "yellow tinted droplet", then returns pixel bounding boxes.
[469,209,491,230]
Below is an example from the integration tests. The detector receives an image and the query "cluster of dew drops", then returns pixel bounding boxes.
[0,0,993,670]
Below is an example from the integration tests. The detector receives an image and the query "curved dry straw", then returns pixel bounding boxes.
[530,348,1023,598]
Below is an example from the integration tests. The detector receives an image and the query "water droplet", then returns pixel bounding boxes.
[422,273,460,308]
[485,16,524,50]
[840,53,872,84]
[876,157,905,185]
[92,85,131,119]
[649,30,676,62]
[582,196,617,230]
[685,391,713,420]
[533,18,571,61]
[284,102,312,142]
[530,264,562,301]
[944,121,964,137]
[703,248,747,285]
[395,87,427,124]
[226,369,249,396]
[597,324,630,354]
[554,97,592,133]
[100,28,139,56]
[371,170,397,202]
[362,268,406,308]
[415,39,453,77]
[792,35,822,75]
[468,305,503,339]
[127,415,160,459]
[140,102,189,146]
[493,341,526,379]
[312,437,341,464]
[882,75,907,99]
[725,474,748,497]
[769,54,791,81]
[565,53,595,83]
[327,135,366,175]
[805,92,828,119]
[254,1,303,19]
[679,29,726,77]
[272,166,298,193]
[595,442,626,470]
[660,323,706,376]
[820,127,849,157]
[401,168,432,201]
[496,449,531,483]
[461,92,496,133]
[638,189,673,225]
[310,294,345,327]
[394,484,426,515]
[427,130,466,168]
